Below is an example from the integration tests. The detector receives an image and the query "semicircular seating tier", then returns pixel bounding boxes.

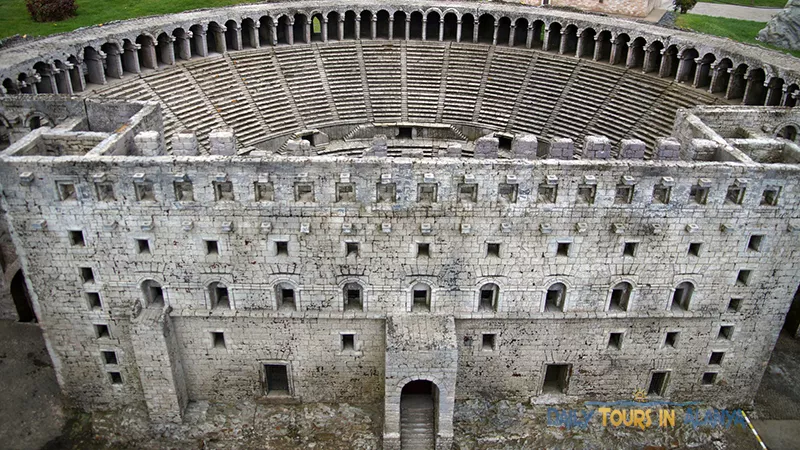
[1,1,798,155]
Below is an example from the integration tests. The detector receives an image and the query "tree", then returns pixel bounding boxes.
[674,0,698,13]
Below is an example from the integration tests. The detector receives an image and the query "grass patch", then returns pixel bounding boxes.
[698,0,787,8]
[675,14,800,58]
[0,0,263,39]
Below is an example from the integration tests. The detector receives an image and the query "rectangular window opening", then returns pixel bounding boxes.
[205,240,219,255]
[615,185,633,204]
[345,289,362,311]
[174,181,194,201]
[748,235,764,252]
[623,242,638,257]
[648,371,669,396]
[709,352,724,365]
[87,292,102,310]
[486,243,500,258]
[688,242,702,257]
[665,331,679,348]
[417,183,437,203]
[94,324,110,339]
[57,182,77,201]
[211,331,226,349]
[761,187,781,206]
[557,242,570,257]
[215,181,235,201]
[482,333,496,351]
[280,289,296,310]
[376,183,397,203]
[458,184,477,203]
[336,183,356,203]
[736,270,752,286]
[725,186,744,205]
[728,298,742,312]
[101,351,118,365]
[542,364,570,394]
[412,289,430,312]
[608,332,623,350]
[701,372,717,385]
[417,243,430,258]
[135,182,155,202]
[69,230,85,247]
[255,182,274,202]
[609,288,629,311]
[108,371,123,385]
[264,364,290,396]
[690,185,709,205]
[80,267,95,284]
[479,289,495,311]
[275,241,289,256]
[345,242,359,257]
[398,127,412,139]
[341,334,355,351]
[136,239,150,254]
[718,325,734,340]
[652,184,671,204]
[498,183,518,203]
[538,184,557,203]
[577,185,596,204]
[545,287,565,312]
[95,182,115,201]
[293,183,314,202]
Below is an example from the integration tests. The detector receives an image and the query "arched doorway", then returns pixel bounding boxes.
[11,270,36,323]
[400,380,437,449]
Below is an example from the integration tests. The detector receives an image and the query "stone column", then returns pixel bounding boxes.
[610,39,620,64]
[741,72,757,104]
[371,16,377,39]
[543,26,552,51]
[287,19,294,45]
[251,22,262,48]
[439,16,444,41]
[36,65,57,93]
[123,41,142,73]
[509,25,516,46]
[708,63,724,93]
[85,49,107,85]
[473,18,479,43]
[389,17,394,39]
[692,58,708,88]
[271,20,279,45]
[526,25,533,48]
[575,34,584,58]
[69,63,85,92]
[422,18,427,40]
[456,19,462,42]
[231,25,244,50]
[593,36,604,61]
[322,18,329,42]
[338,17,345,41]
[214,26,228,53]
[159,36,176,65]
[55,64,74,95]
[492,23,498,45]
[193,30,208,56]
[103,47,122,79]
[355,17,361,40]
[657,50,671,78]
[176,32,192,60]
[558,31,568,54]
[780,87,796,106]
[405,17,410,40]
[675,54,694,83]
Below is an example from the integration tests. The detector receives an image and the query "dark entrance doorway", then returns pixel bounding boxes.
[783,285,800,337]
[400,380,437,449]
[11,270,36,322]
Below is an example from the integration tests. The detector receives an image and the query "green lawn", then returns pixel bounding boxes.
[675,14,800,58]
[0,0,262,39]
[698,0,787,8]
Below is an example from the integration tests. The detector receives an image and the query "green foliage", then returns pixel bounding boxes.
[675,14,800,58]
[674,0,699,13]
[25,0,76,22]
[699,0,787,8]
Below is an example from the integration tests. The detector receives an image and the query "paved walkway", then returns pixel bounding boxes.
[691,2,781,21]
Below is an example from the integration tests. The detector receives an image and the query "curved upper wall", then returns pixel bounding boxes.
[1,0,800,87]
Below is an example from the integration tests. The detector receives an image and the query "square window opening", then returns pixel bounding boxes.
[761,187,781,206]
[736,270,752,286]
[211,331,226,349]
[148,285,164,306]
[482,333,496,351]
[398,127,412,139]
[215,181,235,201]
[648,371,669,396]
[726,186,744,205]
[665,331,679,348]
[498,136,512,150]
[701,372,717,385]
[108,371,123,385]
[294,183,314,202]
[80,267,95,284]
[174,181,194,201]
[336,183,356,203]
[345,288,362,311]
[608,332,623,350]
[557,242,570,257]
[255,182,274,202]
[417,243,430,258]
[94,324,110,339]
[458,184,477,203]
[479,289,496,311]
[623,242,638,257]
[69,230,85,247]
[264,364,290,396]
[498,183,518,203]
[101,351,118,365]
[690,185,709,205]
[486,243,500,258]
[87,292,102,310]
[136,239,150,254]
[577,185,596,204]
[346,242,359,257]
[709,352,724,365]
[279,288,296,310]
[542,364,570,394]
[545,286,565,312]
[418,184,437,203]
[57,182,77,201]
[135,182,155,202]
[376,183,397,203]
[275,241,289,256]
[728,298,742,312]
[538,184,557,203]
[609,288,629,311]
[615,185,633,204]
[95,182,115,201]
[206,240,219,255]
[652,185,671,204]
[718,325,734,340]
[412,289,430,312]
[688,243,702,256]
[341,334,355,351]
[748,235,764,252]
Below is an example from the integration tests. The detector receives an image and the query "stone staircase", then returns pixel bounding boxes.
[228,50,299,135]
[511,53,576,135]
[406,42,445,122]
[478,47,531,130]
[317,43,370,122]
[274,46,335,127]
[400,394,435,450]
[441,44,487,124]
[361,41,402,122]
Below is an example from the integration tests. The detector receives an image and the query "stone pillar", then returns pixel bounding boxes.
[84,49,107,85]
[618,139,646,159]
[456,19,462,42]
[338,18,345,41]
[304,21,311,44]
[355,18,361,41]
[252,22,262,48]
[593,36,604,61]
[388,18,394,40]
[473,18,479,43]
[475,135,499,159]
[492,24,498,46]
[231,25,244,50]
[134,131,165,156]
[654,137,680,160]
[209,128,237,155]
[575,34,584,58]
[105,47,124,79]
[708,63,725,94]
[371,17,377,39]
[764,81,781,106]
[405,17,411,40]
[69,62,86,92]
[55,65,74,95]
[176,32,192,60]
[36,65,57,93]
[172,130,200,156]
[780,87,795,106]
[130,308,188,424]
[159,36,176,65]
[123,42,142,73]
[322,18,329,42]
[271,21,279,45]
[558,31,568,55]
[675,54,693,83]
[543,26,552,51]
[139,39,158,69]
[193,31,208,57]
[610,40,620,64]
[511,134,537,159]
[692,58,707,88]
[439,17,444,41]
[657,50,671,78]
[286,20,294,45]
[526,25,534,48]
[509,25,516,47]
[214,27,228,53]
[422,18,427,40]
[583,136,611,159]
[642,48,656,73]
[625,43,640,68]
